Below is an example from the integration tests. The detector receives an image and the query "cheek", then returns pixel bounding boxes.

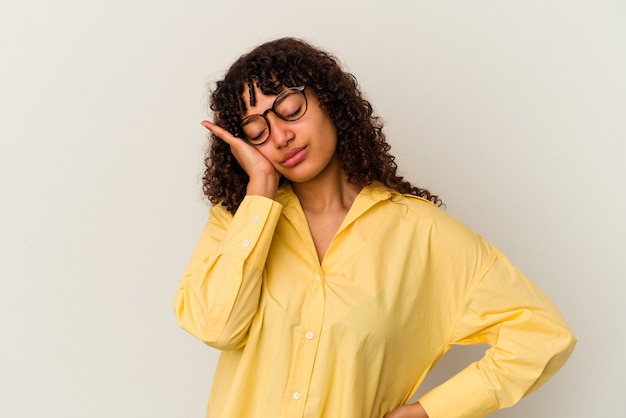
[257,146,289,173]
[320,123,338,152]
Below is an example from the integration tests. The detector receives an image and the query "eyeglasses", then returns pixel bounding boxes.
[239,86,307,146]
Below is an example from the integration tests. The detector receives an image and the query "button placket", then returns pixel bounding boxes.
[282,278,325,416]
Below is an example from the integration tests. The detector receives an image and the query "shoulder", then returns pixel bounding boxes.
[209,201,232,219]
[366,182,444,221]
[369,183,494,253]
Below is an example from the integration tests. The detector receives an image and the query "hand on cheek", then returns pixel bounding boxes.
[202,120,280,199]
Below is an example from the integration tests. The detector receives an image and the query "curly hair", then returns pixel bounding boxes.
[203,37,442,213]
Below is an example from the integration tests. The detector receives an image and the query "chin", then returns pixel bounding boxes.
[279,154,338,184]
[281,170,321,184]
[282,174,316,184]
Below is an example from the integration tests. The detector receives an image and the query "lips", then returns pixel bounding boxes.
[281,146,307,167]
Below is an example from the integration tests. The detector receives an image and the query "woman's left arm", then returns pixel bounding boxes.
[417,250,577,418]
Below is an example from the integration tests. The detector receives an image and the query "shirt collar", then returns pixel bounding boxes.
[275,181,396,233]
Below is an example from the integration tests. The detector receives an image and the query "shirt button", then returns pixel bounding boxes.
[305,332,314,340]
[252,216,259,223]
[293,392,301,400]
[242,239,250,247]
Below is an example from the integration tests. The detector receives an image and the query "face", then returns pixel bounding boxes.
[240,84,340,184]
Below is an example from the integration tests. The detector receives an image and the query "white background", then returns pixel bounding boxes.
[1,1,624,417]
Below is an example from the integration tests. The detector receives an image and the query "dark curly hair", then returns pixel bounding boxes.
[203,37,442,213]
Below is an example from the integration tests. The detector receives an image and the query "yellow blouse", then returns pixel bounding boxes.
[174,182,575,418]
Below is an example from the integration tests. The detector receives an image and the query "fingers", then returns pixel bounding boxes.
[201,119,275,172]
[201,119,252,161]
[201,120,238,146]
[200,120,280,198]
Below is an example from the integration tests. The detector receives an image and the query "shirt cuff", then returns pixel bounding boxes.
[418,365,498,418]
[216,194,283,266]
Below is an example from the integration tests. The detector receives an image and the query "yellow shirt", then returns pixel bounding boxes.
[174,182,575,418]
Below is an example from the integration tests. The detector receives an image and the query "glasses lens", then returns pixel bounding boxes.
[275,89,307,121]
[239,87,306,146]
[241,116,269,145]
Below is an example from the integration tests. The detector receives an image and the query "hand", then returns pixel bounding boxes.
[383,402,429,418]
[201,120,280,199]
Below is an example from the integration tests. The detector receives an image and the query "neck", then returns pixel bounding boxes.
[290,156,361,213]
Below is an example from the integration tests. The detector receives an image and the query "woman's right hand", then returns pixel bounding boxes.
[202,120,280,199]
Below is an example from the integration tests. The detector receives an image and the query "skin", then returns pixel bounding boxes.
[202,86,343,198]
[201,85,429,418]
[203,85,360,262]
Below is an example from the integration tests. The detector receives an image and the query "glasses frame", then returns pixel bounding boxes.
[238,85,307,146]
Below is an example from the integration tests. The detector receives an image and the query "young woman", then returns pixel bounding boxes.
[174,37,575,418]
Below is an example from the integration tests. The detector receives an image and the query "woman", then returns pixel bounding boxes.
[174,37,575,418]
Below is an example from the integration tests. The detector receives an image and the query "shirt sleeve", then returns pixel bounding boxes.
[174,195,283,351]
[418,250,577,418]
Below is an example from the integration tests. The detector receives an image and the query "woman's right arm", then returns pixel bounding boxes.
[174,195,282,350]
[174,120,282,350]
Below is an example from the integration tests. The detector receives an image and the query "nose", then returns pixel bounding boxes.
[266,112,295,148]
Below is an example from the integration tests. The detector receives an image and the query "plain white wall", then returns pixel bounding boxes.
[1,1,624,417]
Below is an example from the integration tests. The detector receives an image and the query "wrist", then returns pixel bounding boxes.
[246,174,279,200]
